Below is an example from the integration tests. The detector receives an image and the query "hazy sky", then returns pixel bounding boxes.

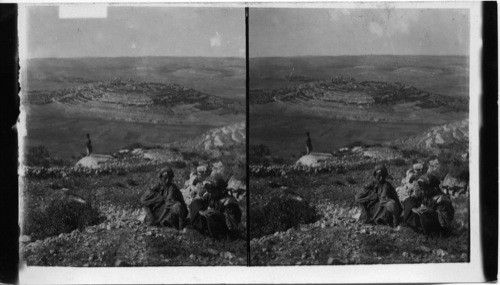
[26,6,245,58]
[250,8,469,57]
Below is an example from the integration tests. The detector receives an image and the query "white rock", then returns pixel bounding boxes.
[75,155,112,169]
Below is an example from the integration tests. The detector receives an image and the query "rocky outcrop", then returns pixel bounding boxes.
[175,121,246,152]
[393,119,468,152]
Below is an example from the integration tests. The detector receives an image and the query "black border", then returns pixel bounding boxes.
[2,2,498,282]
[0,3,19,284]
[480,1,498,282]
[245,6,251,266]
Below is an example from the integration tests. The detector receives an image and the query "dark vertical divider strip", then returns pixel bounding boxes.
[480,2,498,281]
[245,6,251,266]
[0,4,20,284]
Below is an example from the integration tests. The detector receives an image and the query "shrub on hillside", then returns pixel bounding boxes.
[26,145,51,167]
[392,158,407,166]
[123,142,145,150]
[26,145,69,168]
[434,146,469,181]
[24,199,102,241]
[346,176,357,184]
[231,164,246,182]
[170,160,187,169]
[249,144,271,165]
[250,193,317,239]
[345,141,366,148]
[400,148,429,160]
[180,151,209,162]
[125,178,139,186]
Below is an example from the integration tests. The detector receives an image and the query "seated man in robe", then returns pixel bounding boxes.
[355,164,403,227]
[189,175,242,238]
[402,173,455,236]
[140,166,188,229]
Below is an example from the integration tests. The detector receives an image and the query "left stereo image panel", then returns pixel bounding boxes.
[19,5,247,267]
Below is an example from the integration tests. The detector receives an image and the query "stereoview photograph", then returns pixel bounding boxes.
[249,8,470,265]
[19,5,247,267]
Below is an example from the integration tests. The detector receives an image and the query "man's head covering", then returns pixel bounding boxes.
[413,163,424,171]
[417,173,440,194]
[372,164,388,179]
[196,165,207,173]
[203,175,228,195]
[158,166,174,179]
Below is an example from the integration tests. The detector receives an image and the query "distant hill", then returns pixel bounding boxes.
[24,78,243,113]
[250,55,469,98]
[250,77,468,113]
[24,56,245,100]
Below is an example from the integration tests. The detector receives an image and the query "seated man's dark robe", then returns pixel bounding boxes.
[403,189,455,235]
[189,193,242,238]
[141,182,188,229]
[355,181,403,227]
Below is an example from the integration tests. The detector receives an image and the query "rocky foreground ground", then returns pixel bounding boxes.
[22,205,247,267]
[21,152,247,267]
[21,123,247,267]
[249,168,469,265]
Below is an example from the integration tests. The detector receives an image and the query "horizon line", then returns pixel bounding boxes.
[25,54,469,60]
[249,54,469,58]
[27,55,246,60]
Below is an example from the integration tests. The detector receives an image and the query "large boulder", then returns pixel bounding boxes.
[296,155,319,167]
[75,154,113,169]
[295,152,333,167]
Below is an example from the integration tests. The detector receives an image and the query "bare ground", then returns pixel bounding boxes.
[249,165,469,265]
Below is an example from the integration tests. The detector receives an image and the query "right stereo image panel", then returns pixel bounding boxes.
[248,6,471,266]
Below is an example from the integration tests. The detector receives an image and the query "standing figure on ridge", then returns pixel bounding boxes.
[355,164,403,227]
[305,131,312,155]
[85,133,93,156]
